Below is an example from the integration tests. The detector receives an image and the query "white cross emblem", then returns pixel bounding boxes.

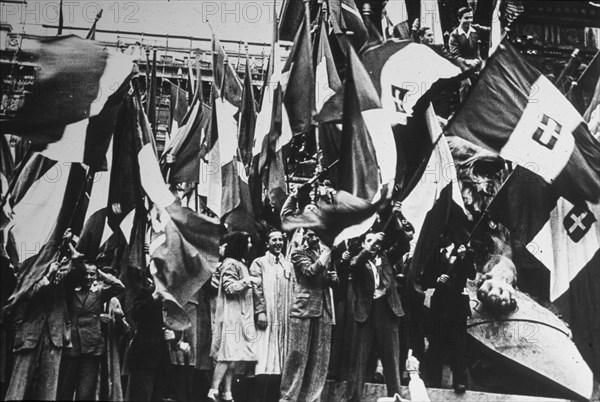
[563,205,596,243]
[568,211,588,234]
[532,114,562,150]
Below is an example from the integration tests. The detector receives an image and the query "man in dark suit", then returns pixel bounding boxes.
[448,7,483,101]
[4,258,74,400]
[57,258,125,401]
[279,226,338,402]
[421,233,476,394]
[349,232,405,402]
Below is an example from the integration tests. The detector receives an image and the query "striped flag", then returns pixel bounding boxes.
[314,17,343,124]
[448,39,600,203]
[6,162,89,307]
[238,55,258,169]
[401,105,469,290]
[250,23,292,212]
[361,40,462,125]
[139,141,225,307]
[381,0,411,40]
[1,35,133,170]
[329,0,369,52]
[211,29,243,107]
[282,14,315,136]
[483,165,600,381]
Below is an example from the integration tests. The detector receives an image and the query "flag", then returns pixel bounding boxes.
[584,79,600,141]
[6,162,89,307]
[421,0,444,45]
[361,40,462,125]
[381,0,411,40]
[282,14,314,135]
[482,165,600,379]
[340,46,396,201]
[250,20,292,212]
[1,35,134,170]
[448,39,600,203]
[138,142,225,306]
[567,50,600,115]
[280,189,387,247]
[238,57,257,169]
[169,80,189,135]
[212,29,243,107]
[162,99,208,185]
[187,57,197,103]
[329,0,368,52]
[315,16,343,124]
[401,105,469,291]
[205,88,254,223]
[489,0,502,55]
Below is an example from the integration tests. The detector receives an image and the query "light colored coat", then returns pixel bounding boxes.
[250,252,295,375]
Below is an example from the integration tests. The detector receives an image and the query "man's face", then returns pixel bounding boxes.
[460,11,473,29]
[421,29,434,45]
[304,230,319,248]
[363,234,382,254]
[84,264,98,288]
[267,231,284,256]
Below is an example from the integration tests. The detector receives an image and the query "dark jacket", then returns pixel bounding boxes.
[289,248,337,319]
[448,27,481,70]
[65,272,125,356]
[350,246,405,323]
[127,291,170,370]
[422,248,476,320]
[12,262,76,352]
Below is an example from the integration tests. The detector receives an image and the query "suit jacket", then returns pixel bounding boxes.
[350,249,405,323]
[289,248,336,319]
[422,248,476,320]
[127,292,170,370]
[65,273,124,356]
[12,263,76,352]
[448,27,481,70]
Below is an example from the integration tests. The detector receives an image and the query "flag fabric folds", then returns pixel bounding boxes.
[212,30,243,107]
[250,29,292,212]
[139,143,224,306]
[401,105,469,291]
[340,46,396,202]
[448,39,600,203]
[381,0,411,40]
[282,14,314,136]
[1,35,134,170]
[361,40,462,125]
[238,58,258,169]
[314,17,343,124]
[328,0,369,52]
[482,165,600,378]
[6,162,89,307]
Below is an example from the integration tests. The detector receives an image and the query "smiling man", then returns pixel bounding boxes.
[249,229,296,401]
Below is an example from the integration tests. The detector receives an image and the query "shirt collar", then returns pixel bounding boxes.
[458,25,476,37]
[267,251,282,264]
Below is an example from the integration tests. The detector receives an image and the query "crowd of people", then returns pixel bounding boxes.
[0,6,500,402]
[1,184,478,402]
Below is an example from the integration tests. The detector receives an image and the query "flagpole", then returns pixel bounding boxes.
[85,9,103,40]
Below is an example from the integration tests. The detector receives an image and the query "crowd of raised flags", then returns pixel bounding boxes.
[1,0,600,399]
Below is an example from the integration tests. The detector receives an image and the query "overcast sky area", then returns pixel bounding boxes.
[1,1,285,57]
